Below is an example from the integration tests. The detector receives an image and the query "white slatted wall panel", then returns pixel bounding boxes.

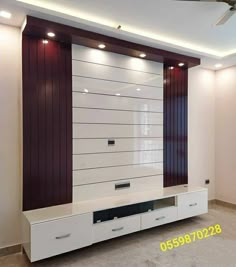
[72,45,164,202]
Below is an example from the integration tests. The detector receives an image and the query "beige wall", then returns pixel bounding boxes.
[188,67,216,200]
[0,24,21,249]
[215,67,236,204]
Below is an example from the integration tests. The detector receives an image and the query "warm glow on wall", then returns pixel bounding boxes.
[16,0,236,58]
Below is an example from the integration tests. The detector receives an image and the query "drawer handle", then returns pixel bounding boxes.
[55,234,71,240]
[155,216,166,221]
[189,203,198,207]
[115,182,130,190]
[112,227,124,232]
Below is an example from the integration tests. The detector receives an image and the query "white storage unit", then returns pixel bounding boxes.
[72,45,164,202]
[22,185,208,262]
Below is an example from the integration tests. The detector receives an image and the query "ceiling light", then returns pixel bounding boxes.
[136,88,141,91]
[115,93,121,96]
[84,89,89,93]
[139,53,146,58]
[98,44,106,49]
[215,63,222,68]
[47,32,55,37]
[42,39,48,44]
[0,11,12,19]
[178,63,185,67]
[169,66,174,70]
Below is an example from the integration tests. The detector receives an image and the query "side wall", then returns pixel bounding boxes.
[0,24,21,249]
[215,66,236,204]
[188,67,215,200]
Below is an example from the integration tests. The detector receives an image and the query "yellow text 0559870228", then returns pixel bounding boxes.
[160,224,222,252]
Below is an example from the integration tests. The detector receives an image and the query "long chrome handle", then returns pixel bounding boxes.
[55,234,71,240]
[155,216,166,221]
[112,227,124,232]
[189,203,198,207]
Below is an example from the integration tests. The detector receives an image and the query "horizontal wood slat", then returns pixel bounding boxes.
[73,138,163,154]
[73,150,163,170]
[72,60,163,87]
[72,92,163,112]
[73,163,163,185]
[72,45,164,74]
[73,124,163,139]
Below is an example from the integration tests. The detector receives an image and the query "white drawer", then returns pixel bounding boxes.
[93,215,140,243]
[141,207,177,230]
[31,213,92,262]
[178,190,208,220]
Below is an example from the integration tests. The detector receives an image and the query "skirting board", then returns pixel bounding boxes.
[0,244,22,257]
[208,199,236,210]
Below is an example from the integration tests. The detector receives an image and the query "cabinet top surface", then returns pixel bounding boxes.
[23,185,207,225]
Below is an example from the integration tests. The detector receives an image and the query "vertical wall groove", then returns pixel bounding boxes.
[164,65,188,187]
[23,35,72,211]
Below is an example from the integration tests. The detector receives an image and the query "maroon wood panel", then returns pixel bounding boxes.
[22,35,72,211]
[164,65,188,187]
[23,16,200,68]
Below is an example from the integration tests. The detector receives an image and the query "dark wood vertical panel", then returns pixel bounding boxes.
[65,43,72,203]
[23,35,72,211]
[164,65,188,187]
[37,38,46,206]
[22,36,31,210]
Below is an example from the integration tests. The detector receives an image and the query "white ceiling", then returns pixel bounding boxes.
[1,0,236,69]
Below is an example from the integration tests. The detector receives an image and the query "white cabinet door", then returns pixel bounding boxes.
[93,215,140,243]
[178,190,208,220]
[141,207,178,230]
[31,213,92,262]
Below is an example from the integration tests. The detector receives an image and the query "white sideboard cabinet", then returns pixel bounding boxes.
[22,185,208,262]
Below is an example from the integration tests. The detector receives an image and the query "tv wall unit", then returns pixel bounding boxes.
[21,16,203,264]
[22,185,208,262]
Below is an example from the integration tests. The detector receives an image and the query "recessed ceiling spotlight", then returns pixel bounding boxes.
[116,93,121,96]
[42,39,48,44]
[47,32,55,37]
[84,89,89,93]
[0,10,12,19]
[178,63,185,67]
[139,53,146,58]
[169,66,174,70]
[98,43,106,49]
[215,63,222,68]
[136,88,141,91]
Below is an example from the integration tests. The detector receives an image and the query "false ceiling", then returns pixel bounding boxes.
[1,0,236,69]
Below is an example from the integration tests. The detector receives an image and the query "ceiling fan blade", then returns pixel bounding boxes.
[175,1,220,2]
[175,0,234,3]
[216,8,236,25]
